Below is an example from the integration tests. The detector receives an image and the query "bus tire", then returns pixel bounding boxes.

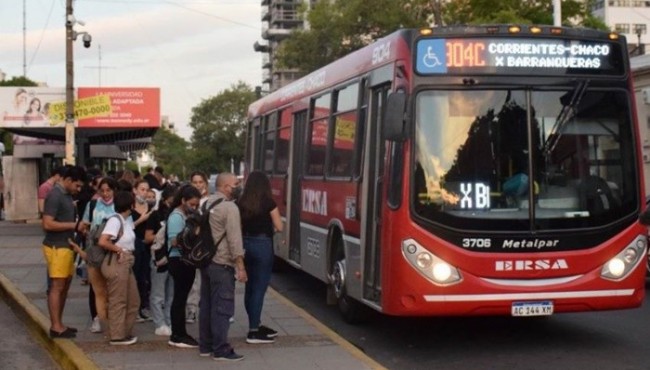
[331,235,367,324]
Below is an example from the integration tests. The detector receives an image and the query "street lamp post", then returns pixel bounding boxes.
[65,0,75,165]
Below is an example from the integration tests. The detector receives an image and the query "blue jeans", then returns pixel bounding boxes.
[243,236,273,330]
[199,263,235,357]
[149,260,173,329]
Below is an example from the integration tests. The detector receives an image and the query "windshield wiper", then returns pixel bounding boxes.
[542,80,590,156]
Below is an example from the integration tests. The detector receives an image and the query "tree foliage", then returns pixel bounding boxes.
[149,127,190,180]
[277,0,609,73]
[188,82,256,176]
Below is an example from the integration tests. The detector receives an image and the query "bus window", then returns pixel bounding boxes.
[336,83,359,113]
[329,83,360,177]
[276,108,292,175]
[330,111,357,177]
[307,94,332,176]
[263,113,277,173]
[413,89,636,230]
[307,118,328,176]
[313,93,331,119]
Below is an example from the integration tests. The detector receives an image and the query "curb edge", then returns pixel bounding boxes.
[0,272,100,370]
[268,287,388,370]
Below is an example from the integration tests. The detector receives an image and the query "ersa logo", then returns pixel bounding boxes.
[495,259,569,271]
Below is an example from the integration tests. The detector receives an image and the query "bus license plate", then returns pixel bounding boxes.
[511,301,554,317]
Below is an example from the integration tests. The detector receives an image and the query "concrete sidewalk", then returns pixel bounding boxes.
[0,221,384,370]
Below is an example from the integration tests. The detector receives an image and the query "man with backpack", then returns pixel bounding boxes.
[198,172,247,362]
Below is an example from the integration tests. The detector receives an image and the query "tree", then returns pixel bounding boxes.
[277,0,608,73]
[0,75,38,157]
[442,0,608,29]
[149,127,191,180]
[188,82,256,176]
[277,0,428,72]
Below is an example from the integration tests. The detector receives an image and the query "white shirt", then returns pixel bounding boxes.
[101,214,136,252]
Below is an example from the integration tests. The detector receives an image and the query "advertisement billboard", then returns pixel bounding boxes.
[0,87,66,128]
[78,87,160,128]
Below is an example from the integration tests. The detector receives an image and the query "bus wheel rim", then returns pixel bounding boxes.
[333,259,346,299]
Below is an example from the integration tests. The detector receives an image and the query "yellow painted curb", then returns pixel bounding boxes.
[0,272,100,370]
[268,287,388,370]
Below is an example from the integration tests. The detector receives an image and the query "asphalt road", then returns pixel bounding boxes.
[0,294,59,370]
[271,266,650,370]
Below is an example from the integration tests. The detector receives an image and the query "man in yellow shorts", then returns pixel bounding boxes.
[41,165,86,338]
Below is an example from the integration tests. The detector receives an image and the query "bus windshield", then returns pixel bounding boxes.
[413,88,638,231]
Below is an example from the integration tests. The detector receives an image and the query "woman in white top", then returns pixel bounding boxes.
[98,191,140,346]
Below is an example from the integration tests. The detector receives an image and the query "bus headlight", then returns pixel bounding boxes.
[433,262,452,282]
[402,239,462,286]
[600,235,646,281]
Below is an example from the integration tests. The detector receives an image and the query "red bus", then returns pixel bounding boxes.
[246,25,646,322]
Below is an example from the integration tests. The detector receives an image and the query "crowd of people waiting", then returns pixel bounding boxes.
[39,163,283,362]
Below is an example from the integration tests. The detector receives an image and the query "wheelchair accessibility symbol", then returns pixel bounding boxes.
[422,47,442,68]
[416,39,446,74]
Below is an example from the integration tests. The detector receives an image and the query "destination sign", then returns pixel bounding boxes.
[416,38,624,76]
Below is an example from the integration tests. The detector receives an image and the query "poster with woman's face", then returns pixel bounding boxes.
[0,87,66,128]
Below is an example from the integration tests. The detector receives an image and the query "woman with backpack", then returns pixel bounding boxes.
[166,185,201,348]
[237,171,283,344]
[78,177,118,334]
[186,171,210,324]
[144,186,177,336]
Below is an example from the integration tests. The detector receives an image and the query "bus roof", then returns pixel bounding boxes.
[248,29,412,117]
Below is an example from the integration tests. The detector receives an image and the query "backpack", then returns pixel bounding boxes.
[86,214,123,266]
[151,217,169,272]
[177,198,224,268]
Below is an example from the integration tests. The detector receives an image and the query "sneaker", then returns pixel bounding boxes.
[168,334,199,348]
[185,311,196,324]
[154,325,171,336]
[199,352,212,357]
[89,317,102,333]
[229,316,235,323]
[213,350,244,362]
[246,330,275,344]
[136,309,152,323]
[110,335,138,346]
[258,325,278,338]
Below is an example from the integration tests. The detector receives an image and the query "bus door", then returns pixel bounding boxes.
[360,78,392,306]
[287,109,308,266]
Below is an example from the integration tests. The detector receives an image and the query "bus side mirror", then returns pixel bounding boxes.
[382,91,407,142]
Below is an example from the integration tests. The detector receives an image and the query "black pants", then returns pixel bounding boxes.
[89,285,97,318]
[133,238,151,310]
[168,257,195,337]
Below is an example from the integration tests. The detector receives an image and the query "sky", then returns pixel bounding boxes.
[0,0,262,140]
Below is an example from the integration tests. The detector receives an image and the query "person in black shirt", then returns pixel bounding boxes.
[237,171,283,344]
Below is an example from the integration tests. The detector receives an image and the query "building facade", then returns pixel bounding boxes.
[255,0,318,92]
[592,0,649,54]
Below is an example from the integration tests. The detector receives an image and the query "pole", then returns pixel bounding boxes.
[23,0,26,77]
[65,0,75,165]
[553,0,561,27]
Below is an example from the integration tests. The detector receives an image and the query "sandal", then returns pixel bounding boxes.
[50,327,76,338]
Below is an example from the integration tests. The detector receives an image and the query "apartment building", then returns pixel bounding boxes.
[254,0,318,92]
[592,0,649,54]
